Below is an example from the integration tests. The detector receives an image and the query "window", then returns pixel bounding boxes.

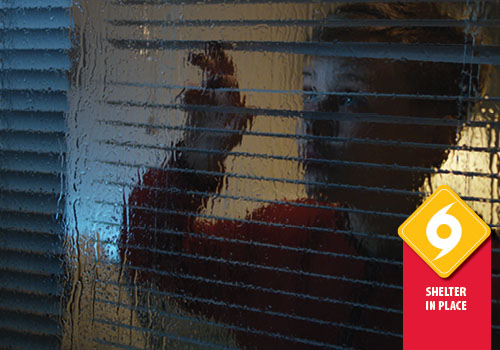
[1,1,499,349]
[0,0,69,349]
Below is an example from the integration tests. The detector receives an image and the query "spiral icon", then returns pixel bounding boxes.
[426,203,462,260]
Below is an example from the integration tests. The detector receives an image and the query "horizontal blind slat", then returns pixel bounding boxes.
[0,191,62,216]
[108,18,500,28]
[0,91,68,112]
[0,250,63,276]
[0,212,61,235]
[0,270,61,296]
[0,170,63,195]
[0,8,70,29]
[0,50,70,70]
[0,151,64,175]
[0,131,66,154]
[0,330,60,350]
[0,29,70,50]
[0,112,65,134]
[0,311,61,337]
[109,39,500,64]
[111,0,478,5]
[0,0,70,9]
[0,230,62,255]
[0,290,59,316]
[0,70,69,92]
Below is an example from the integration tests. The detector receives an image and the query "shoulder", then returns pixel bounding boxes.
[251,198,341,228]
[193,198,352,253]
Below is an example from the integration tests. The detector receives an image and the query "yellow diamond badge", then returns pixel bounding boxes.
[398,185,490,278]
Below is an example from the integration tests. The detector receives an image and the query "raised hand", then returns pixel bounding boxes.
[121,43,251,292]
[180,42,252,172]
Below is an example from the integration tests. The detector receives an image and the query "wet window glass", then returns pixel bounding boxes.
[1,1,500,349]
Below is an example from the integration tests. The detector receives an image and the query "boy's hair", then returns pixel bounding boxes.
[312,2,490,119]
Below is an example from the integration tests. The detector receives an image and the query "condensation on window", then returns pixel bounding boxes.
[61,1,500,349]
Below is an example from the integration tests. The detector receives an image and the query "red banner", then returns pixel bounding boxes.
[403,239,491,349]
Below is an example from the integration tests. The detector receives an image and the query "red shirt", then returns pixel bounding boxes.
[120,165,402,348]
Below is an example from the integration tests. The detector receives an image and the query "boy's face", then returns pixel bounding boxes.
[302,56,457,210]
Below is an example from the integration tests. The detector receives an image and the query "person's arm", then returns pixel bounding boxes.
[120,42,251,283]
[180,42,251,174]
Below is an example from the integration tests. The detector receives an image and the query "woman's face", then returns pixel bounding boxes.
[301,56,458,212]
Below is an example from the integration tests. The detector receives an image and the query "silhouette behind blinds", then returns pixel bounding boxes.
[62,1,500,350]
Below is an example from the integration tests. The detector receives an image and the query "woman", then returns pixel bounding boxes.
[120,3,489,348]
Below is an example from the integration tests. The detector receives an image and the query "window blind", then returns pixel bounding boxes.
[4,0,498,349]
[0,0,70,349]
